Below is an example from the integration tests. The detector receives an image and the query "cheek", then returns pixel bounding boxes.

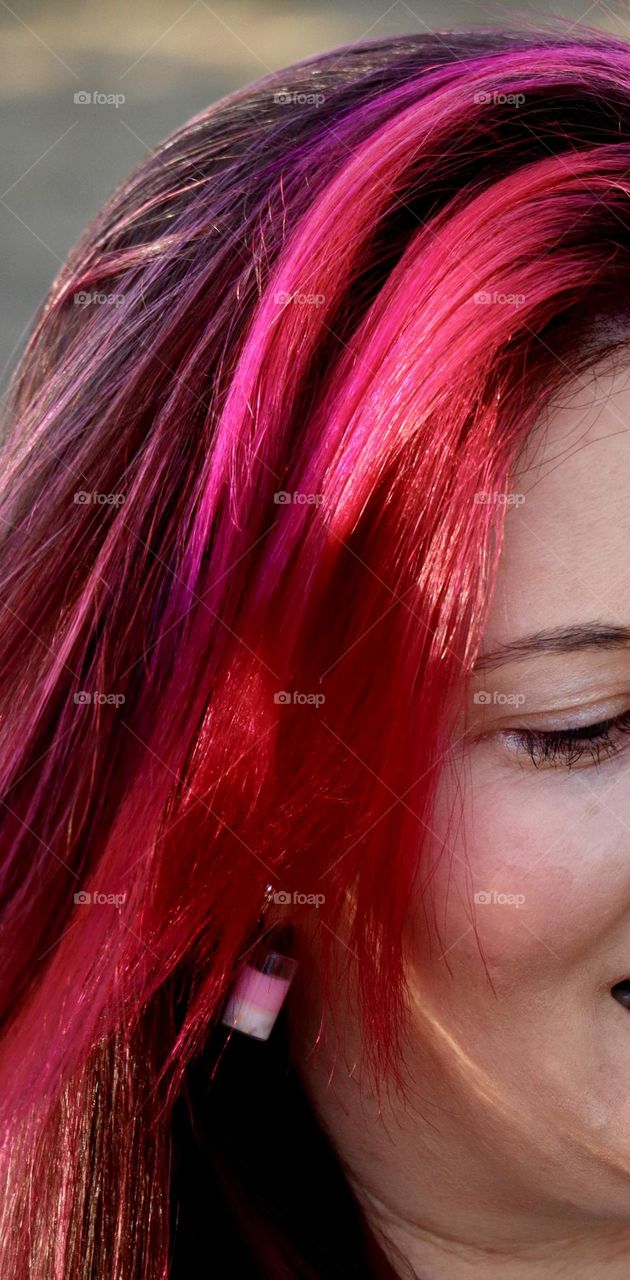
[412,753,630,983]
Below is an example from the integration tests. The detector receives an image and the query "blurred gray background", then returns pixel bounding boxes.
[0,0,627,391]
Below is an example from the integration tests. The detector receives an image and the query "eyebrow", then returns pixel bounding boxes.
[474,623,630,671]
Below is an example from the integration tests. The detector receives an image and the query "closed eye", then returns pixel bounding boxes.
[501,709,630,769]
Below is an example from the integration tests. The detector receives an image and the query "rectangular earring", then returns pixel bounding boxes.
[221,949,298,1041]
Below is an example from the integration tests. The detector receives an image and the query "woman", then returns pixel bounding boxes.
[3,22,630,1279]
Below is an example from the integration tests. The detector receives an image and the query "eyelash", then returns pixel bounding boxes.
[504,709,630,769]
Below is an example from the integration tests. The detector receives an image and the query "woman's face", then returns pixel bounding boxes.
[293,356,630,1269]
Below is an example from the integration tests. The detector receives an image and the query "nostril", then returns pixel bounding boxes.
[611,980,630,1008]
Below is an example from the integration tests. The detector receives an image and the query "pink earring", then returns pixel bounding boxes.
[221,884,298,1041]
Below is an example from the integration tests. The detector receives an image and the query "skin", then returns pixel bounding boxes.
[290,356,630,1279]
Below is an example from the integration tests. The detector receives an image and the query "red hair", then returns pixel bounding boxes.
[2,23,630,1277]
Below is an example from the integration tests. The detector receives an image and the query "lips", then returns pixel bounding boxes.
[611,980,630,1008]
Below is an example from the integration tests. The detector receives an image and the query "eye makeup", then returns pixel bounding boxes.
[501,708,630,769]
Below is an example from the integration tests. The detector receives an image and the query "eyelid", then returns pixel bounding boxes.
[505,710,616,736]
[499,707,630,769]
[471,689,630,734]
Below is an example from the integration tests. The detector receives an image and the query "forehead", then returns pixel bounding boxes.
[486,358,630,641]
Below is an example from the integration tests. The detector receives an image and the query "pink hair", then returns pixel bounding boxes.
[2,22,630,1277]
